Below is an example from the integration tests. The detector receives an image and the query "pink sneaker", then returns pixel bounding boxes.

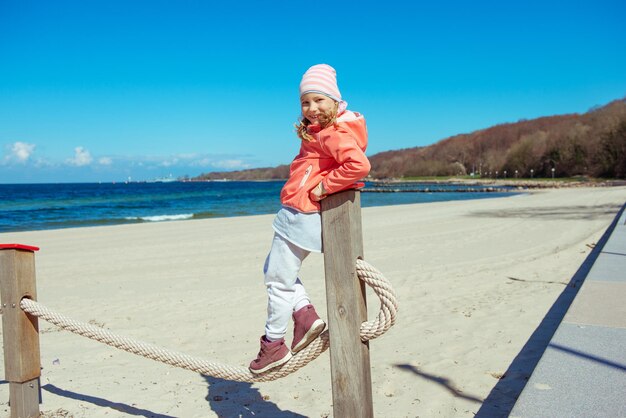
[291,304,326,353]
[249,336,292,374]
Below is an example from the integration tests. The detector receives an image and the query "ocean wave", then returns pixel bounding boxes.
[125,214,194,222]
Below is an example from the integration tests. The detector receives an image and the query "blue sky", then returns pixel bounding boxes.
[1,0,625,183]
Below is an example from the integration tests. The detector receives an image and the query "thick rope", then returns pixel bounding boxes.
[356,259,398,341]
[20,259,397,382]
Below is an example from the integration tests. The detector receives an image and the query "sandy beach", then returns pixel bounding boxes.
[1,186,625,418]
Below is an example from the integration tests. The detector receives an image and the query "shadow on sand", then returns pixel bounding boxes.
[203,375,307,417]
[394,364,482,403]
[42,384,175,417]
[468,203,621,221]
[38,376,307,418]
[474,203,625,418]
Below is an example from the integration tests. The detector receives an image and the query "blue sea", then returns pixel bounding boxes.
[0,181,517,233]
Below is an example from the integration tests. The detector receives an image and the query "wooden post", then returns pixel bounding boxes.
[0,244,41,418]
[321,190,374,418]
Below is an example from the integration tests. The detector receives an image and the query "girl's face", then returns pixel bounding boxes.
[300,93,337,125]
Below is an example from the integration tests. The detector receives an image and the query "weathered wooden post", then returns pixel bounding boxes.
[0,244,41,418]
[321,190,374,418]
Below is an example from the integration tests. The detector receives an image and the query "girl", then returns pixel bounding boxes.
[249,64,370,374]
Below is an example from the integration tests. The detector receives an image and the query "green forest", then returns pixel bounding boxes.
[195,98,626,181]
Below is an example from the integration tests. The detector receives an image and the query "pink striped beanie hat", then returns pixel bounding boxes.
[300,64,342,101]
[299,64,347,112]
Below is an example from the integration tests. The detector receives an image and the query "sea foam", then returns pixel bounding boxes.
[126,214,194,222]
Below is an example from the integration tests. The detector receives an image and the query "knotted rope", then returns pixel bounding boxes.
[20,259,397,382]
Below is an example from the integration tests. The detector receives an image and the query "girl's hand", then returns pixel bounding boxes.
[310,181,327,201]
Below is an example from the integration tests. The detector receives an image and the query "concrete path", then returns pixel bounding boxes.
[510,204,626,417]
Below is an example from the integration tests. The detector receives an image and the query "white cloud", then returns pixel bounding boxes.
[13,142,35,162]
[1,146,255,180]
[190,158,213,167]
[160,158,179,167]
[115,153,252,172]
[188,156,252,169]
[66,147,93,166]
[214,159,249,169]
[3,142,36,164]
[158,154,203,167]
[177,153,198,159]
[33,157,55,168]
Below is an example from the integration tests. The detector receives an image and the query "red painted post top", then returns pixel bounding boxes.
[0,244,40,252]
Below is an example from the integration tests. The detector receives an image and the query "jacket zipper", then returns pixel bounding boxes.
[299,165,313,188]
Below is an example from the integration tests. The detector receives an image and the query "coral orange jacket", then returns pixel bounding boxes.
[280,110,370,213]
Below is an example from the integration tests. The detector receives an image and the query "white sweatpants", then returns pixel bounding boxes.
[264,233,311,341]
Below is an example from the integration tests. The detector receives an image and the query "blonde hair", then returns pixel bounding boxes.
[295,100,339,142]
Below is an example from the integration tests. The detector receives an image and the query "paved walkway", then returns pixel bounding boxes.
[510,204,626,418]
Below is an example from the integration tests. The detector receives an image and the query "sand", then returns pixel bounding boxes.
[1,186,625,418]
